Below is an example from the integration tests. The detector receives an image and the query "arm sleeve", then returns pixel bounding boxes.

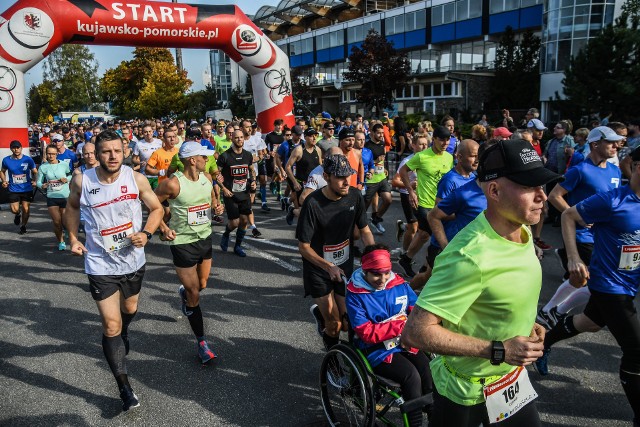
[36,166,45,188]
[437,189,461,216]
[576,191,614,225]
[355,191,368,230]
[405,152,419,171]
[347,294,406,344]
[295,196,317,243]
[436,175,455,200]
[147,152,158,168]
[559,165,581,192]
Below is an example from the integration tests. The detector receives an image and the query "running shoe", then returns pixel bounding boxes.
[396,220,405,242]
[309,304,325,336]
[197,340,217,364]
[119,384,140,411]
[534,349,550,376]
[261,203,271,212]
[212,215,224,224]
[276,194,281,202]
[220,233,229,252]
[178,285,191,316]
[398,254,416,278]
[280,197,288,211]
[58,242,66,251]
[18,226,26,235]
[326,358,350,388]
[390,247,404,259]
[252,227,262,238]
[368,219,383,235]
[269,181,277,195]
[372,216,386,233]
[534,238,553,251]
[286,206,295,226]
[234,245,247,257]
[13,213,20,226]
[547,306,567,329]
[536,307,553,330]
[121,334,130,356]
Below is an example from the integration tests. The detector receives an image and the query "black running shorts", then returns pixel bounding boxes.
[169,234,213,268]
[223,195,252,220]
[88,265,146,301]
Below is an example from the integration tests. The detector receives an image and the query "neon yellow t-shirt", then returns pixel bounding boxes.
[215,139,232,156]
[416,212,541,405]
[405,148,453,208]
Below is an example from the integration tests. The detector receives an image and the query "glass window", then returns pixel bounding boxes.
[457,0,469,21]
[469,0,482,18]
[443,3,456,23]
[443,83,452,96]
[505,0,520,11]
[490,0,503,14]
[432,5,443,26]
[304,38,313,53]
[573,15,588,38]
[544,41,556,72]
[571,38,587,56]
[433,84,442,96]
[416,10,426,29]
[556,40,571,70]
[347,25,362,43]
[406,10,427,31]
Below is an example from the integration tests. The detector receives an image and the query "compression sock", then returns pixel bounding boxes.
[121,311,137,337]
[223,225,232,237]
[322,333,340,351]
[276,182,281,196]
[186,305,205,338]
[544,315,580,350]
[102,335,127,379]
[620,369,640,419]
[235,228,247,248]
[542,280,576,312]
[556,287,591,314]
[260,184,267,204]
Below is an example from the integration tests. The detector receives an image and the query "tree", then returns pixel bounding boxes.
[181,84,220,119]
[344,30,410,116]
[227,84,251,119]
[489,27,541,111]
[27,81,60,122]
[291,68,314,116]
[42,44,100,111]
[556,0,640,121]
[99,47,191,118]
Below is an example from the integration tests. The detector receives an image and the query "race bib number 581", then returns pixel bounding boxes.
[483,367,537,423]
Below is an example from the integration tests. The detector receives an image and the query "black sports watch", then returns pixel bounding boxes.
[142,230,153,241]
[490,341,505,365]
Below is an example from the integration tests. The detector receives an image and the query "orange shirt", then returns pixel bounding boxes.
[347,149,359,188]
[147,146,178,182]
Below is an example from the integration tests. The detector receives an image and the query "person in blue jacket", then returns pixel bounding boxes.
[346,244,433,426]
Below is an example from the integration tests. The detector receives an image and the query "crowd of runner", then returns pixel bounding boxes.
[2,111,639,425]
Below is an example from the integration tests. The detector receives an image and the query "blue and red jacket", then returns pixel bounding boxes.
[346,269,418,367]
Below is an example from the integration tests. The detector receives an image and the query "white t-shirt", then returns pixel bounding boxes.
[244,135,267,174]
[134,138,162,177]
[305,165,327,191]
[397,154,417,195]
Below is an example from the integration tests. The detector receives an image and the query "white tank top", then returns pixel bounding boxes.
[80,165,145,275]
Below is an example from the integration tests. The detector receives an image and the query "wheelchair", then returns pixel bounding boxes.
[319,340,433,427]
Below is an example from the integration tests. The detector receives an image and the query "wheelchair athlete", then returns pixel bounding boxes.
[346,244,433,426]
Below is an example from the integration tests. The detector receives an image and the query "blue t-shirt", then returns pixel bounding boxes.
[277,141,298,165]
[201,139,214,150]
[560,158,621,243]
[432,180,487,247]
[57,149,78,172]
[2,155,37,193]
[445,136,458,156]
[362,147,374,174]
[435,169,475,201]
[577,186,640,296]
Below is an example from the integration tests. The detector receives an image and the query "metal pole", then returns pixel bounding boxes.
[172,0,184,72]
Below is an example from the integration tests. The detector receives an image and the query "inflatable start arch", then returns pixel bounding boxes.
[0,0,295,156]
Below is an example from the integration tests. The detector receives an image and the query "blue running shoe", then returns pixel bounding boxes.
[534,349,550,376]
[178,285,191,316]
[198,340,217,363]
[234,245,247,257]
[220,233,229,252]
[119,384,140,411]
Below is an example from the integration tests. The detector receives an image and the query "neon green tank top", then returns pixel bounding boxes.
[169,171,213,245]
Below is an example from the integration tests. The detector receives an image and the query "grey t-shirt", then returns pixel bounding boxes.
[317,137,338,154]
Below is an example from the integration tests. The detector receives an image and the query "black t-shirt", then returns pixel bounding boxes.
[265,131,284,152]
[216,149,253,201]
[365,140,386,162]
[296,187,368,280]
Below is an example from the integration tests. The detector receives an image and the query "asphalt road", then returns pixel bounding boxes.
[0,192,635,426]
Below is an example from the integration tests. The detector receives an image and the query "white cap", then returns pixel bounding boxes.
[44,126,51,133]
[179,141,215,158]
[527,119,547,131]
[51,133,64,142]
[587,126,625,144]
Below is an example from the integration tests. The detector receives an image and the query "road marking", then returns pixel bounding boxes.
[247,237,299,251]
[254,216,287,225]
[229,237,300,272]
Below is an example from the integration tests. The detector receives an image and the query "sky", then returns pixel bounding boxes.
[0,0,276,92]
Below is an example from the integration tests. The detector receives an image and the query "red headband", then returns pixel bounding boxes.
[361,249,392,273]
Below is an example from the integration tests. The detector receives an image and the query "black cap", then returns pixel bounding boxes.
[432,126,451,140]
[323,121,335,130]
[338,128,355,140]
[186,127,202,139]
[291,125,304,136]
[323,154,356,177]
[477,139,563,187]
[304,128,318,137]
[9,140,21,148]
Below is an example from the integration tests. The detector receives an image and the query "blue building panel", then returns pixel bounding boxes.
[347,42,363,54]
[431,23,455,43]
[404,29,427,48]
[289,55,301,68]
[455,17,482,40]
[299,52,315,66]
[489,10,520,34]
[520,5,543,29]
[317,46,346,63]
[386,34,405,49]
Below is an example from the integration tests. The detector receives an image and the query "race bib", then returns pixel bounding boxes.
[13,174,27,184]
[619,245,640,271]
[232,179,247,192]
[323,240,350,266]
[48,180,63,192]
[100,222,134,252]
[187,203,211,225]
[383,336,401,350]
[374,164,385,174]
[483,367,538,423]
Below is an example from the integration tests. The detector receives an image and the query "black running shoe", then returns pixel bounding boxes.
[309,304,325,336]
[398,255,416,278]
[13,213,20,226]
[18,225,26,235]
[286,206,295,225]
[252,227,262,238]
[119,385,140,412]
[261,203,271,212]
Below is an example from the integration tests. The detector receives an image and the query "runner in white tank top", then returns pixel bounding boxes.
[65,130,163,413]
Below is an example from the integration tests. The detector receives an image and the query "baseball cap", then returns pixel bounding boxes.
[492,127,513,138]
[432,126,451,140]
[323,121,335,130]
[477,139,563,187]
[304,128,318,136]
[186,128,202,140]
[321,111,332,119]
[9,140,22,148]
[338,128,355,140]
[44,126,51,133]
[323,154,356,177]
[527,119,547,131]
[291,125,304,136]
[179,141,214,158]
[217,121,226,127]
[51,134,64,142]
[587,126,625,144]
[27,127,33,132]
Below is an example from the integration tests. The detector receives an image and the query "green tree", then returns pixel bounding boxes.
[291,68,314,116]
[42,44,99,111]
[556,0,640,121]
[99,47,191,118]
[344,30,410,116]
[182,84,221,119]
[227,84,251,119]
[489,27,541,111]
[27,81,60,122]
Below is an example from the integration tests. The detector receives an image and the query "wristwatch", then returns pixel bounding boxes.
[142,230,153,241]
[490,341,505,365]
